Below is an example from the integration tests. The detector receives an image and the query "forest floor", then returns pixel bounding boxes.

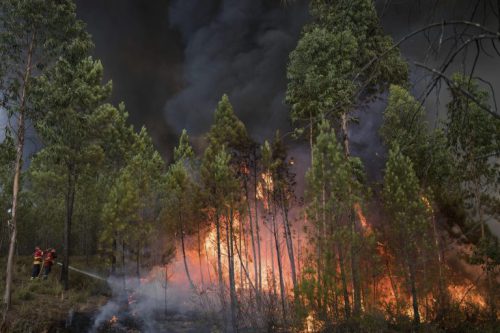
[0,256,111,333]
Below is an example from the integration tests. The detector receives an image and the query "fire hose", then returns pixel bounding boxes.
[55,262,107,281]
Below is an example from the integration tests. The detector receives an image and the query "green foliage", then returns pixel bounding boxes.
[381,85,453,192]
[287,28,358,121]
[201,94,249,210]
[207,94,249,152]
[382,144,429,250]
[0,132,15,220]
[164,130,201,236]
[307,120,364,222]
[446,74,500,223]
[101,127,165,252]
[286,0,407,135]
[0,0,91,119]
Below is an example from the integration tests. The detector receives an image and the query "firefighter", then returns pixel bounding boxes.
[31,246,44,280]
[43,248,57,280]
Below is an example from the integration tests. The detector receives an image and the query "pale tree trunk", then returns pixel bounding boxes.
[215,210,227,331]
[226,208,238,333]
[340,112,362,317]
[253,151,262,297]
[2,31,35,319]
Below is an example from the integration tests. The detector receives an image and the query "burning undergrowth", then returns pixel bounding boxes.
[90,260,221,333]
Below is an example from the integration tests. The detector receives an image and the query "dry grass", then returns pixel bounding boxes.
[1,256,110,332]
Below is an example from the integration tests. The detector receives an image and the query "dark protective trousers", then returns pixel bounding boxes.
[43,265,52,279]
[31,264,41,278]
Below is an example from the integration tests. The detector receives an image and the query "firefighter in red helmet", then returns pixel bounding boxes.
[43,248,57,280]
[31,246,44,280]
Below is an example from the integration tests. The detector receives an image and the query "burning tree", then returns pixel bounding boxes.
[382,144,433,326]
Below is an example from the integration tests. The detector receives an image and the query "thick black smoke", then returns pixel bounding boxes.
[75,0,184,156]
[164,0,309,143]
[75,0,499,179]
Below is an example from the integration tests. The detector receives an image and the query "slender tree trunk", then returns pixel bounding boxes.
[272,202,287,326]
[122,240,126,291]
[383,248,400,314]
[215,210,227,331]
[351,214,361,317]
[180,223,196,292]
[432,211,447,319]
[253,151,262,297]
[111,238,117,275]
[408,259,420,325]
[61,167,76,291]
[136,242,140,282]
[2,31,35,318]
[197,222,205,288]
[340,112,362,317]
[270,235,277,298]
[84,218,90,266]
[476,186,496,320]
[280,190,297,296]
[239,213,243,290]
[338,245,351,320]
[227,208,238,333]
[245,179,258,299]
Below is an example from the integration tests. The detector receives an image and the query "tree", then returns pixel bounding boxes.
[0,133,15,255]
[446,74,500,318]
[381,85,452,192]
[201,94,250,332]
[304,120,366,325]
[164,130,199,291]
[382,144,432,326]
[0,0,89,312]
[101,127,164,284]
[261,140,288,324]
[381,84,452,317]
[287,1,408,317]
[268,132,298,298]
[30,53,111,290]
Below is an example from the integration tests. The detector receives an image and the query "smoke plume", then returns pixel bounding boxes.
[164,0,309,143]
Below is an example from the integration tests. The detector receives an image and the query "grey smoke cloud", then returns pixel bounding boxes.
[164,0,309,143]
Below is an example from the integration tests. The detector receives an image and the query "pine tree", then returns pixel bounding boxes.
[286,1,408,317]
[31,53,111,290]
[201,94,249,332]
[101,127,164,285]
[164,130,198,291]
[447,74,500,318]
[381,85,452,316]
[382,144,431,326]
[0,0,89,312]
[304,120,365,324]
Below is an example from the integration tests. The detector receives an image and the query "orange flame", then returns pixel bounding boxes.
[448,284,486,309]
[354,203,371,235]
